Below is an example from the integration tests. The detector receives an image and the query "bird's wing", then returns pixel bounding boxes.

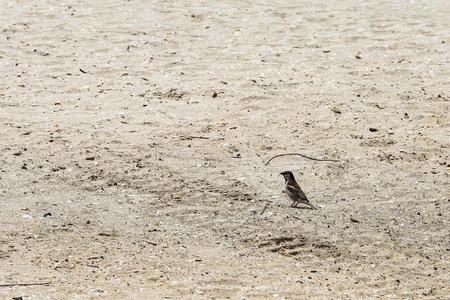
[286,183,309,201]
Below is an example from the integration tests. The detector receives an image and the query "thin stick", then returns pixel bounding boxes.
[179,135,210,140]
[0,282,51,288]
[260,203,269,215]
[381,151,392,164]
[265,153,340,165]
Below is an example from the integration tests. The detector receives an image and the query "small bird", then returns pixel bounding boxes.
[280,171,317,209]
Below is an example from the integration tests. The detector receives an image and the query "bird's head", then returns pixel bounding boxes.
[280,171,295,182]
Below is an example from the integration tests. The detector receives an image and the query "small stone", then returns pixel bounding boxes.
[85,156,95,161]
[423,288,433,296]
[368,128,378,132]
[331,107,341,114]
[43,212,52,217]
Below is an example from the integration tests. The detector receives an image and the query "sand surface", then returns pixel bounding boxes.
[1,0,449,298]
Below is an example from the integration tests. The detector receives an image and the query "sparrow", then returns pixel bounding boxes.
[280,171,317,209]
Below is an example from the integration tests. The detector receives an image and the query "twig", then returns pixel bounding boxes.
[87,256,104,260]
[179,135,210,140]
[265,152,340,165]
[86,264,99,268]
[381,151,392,164]
[0,282,51,288]
[260,203,269,215]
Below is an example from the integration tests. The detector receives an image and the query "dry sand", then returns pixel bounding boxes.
[1,0,449,299]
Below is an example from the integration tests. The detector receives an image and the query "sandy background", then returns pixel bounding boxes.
[1,0,449,299]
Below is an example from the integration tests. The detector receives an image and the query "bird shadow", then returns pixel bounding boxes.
[291,206,315,210]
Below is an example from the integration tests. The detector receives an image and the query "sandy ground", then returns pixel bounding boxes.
[1,0,449,299]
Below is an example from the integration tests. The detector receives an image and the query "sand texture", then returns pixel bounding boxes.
[1,0,449,298]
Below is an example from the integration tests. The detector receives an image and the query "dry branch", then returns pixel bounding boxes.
[265,152,340,166]
[0,282,51,288]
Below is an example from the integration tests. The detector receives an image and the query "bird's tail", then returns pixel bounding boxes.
[306,201,317,210]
